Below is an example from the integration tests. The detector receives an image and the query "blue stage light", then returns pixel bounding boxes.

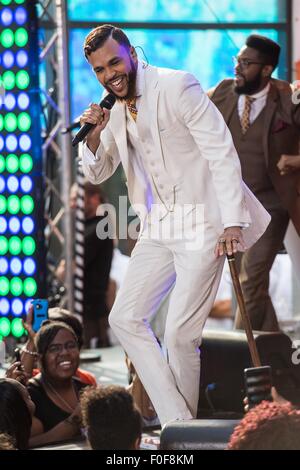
[0,257,9,275]
[1,8,13,27]
[4,93,16,110]
[17,92,29,110]
[20,175,32,193]
[15,7,27,25]
[19,134,31,152]
[0,298,10,316]
[6,135,18,152]
[0,176,5,193]
[16,49,28,67]
[7,175,19,193]
[0,217,8,234]
[22,216,34,234]
[10,257,22,275]
[2,50,14,68]
[0,136,4,152]
[11,298,23,316]
[23,257,36,275]
[9,216,21,233]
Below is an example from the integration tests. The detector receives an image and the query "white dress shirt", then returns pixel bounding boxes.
[238,83,270,124]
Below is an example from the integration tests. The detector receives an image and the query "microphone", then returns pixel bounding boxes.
[61,120,80,135]
[72,93,116,147]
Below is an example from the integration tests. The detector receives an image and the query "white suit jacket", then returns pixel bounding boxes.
[81,64,271,249]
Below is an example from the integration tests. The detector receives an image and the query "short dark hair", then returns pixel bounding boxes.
[0,380,32,450]
[227,401,300,450]
[81,385,142,450]
[246,34,281,69]
[84,24,131,59]
[35,321,78,369]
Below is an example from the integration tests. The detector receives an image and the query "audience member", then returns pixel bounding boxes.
[27,322,87,447]
[21,307,97,386]
[0,378,35,450]
[228,400,300,450]
[81,385,142,450]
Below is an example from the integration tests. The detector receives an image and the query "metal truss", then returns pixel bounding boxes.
[36,0,74,312]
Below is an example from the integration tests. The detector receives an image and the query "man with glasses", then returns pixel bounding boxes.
[209,34,300,332]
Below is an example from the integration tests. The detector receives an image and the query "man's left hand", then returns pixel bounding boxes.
[215,226,245,258]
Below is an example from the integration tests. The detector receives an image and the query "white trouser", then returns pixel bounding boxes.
[109,212,224,426]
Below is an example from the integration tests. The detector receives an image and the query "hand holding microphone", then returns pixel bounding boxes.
[72,93,116,150]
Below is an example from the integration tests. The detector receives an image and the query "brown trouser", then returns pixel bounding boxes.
[234,208,289,332]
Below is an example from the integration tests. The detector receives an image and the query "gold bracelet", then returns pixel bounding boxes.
[22,347,38,357]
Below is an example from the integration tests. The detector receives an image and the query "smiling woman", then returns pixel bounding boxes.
[27,322,87,448]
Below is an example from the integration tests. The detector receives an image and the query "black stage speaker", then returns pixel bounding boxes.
[198,329,300,417]
[160,419,239,450]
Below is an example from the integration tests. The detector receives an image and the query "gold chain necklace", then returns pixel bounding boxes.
[43,378,78,413]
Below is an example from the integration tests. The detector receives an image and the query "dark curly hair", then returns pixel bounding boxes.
[0,380,32,450]
[227,400,300,450]
[81,385,142,450]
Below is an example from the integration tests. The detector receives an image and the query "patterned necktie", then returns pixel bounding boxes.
[240,96,255,134]
[126,98,138,122]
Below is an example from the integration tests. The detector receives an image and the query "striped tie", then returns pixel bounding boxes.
[241,96,255,134]
[126,98,138,122]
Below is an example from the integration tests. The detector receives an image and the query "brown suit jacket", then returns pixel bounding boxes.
[209,78,300,235]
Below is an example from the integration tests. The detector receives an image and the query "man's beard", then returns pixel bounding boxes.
[104,58,138,101]
[234,72,263,95]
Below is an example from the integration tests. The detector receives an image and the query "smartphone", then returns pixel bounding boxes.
[31,299,49,333]
[14,348,26,385]
[244,366,273,409]
[14,348,22,370]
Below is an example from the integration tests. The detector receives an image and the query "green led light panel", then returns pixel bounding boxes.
[0,0,45,338]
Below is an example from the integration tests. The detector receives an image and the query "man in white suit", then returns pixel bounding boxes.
[80,25,270,426]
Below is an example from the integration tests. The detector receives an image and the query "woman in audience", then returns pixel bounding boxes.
[21,307,97,386]
[27,322,87,447]
[0,378,35,449]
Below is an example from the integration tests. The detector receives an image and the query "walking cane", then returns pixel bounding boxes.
[226,251,261,368]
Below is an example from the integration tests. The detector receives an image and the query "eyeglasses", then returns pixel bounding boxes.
[47,341,78,354]
[233,57,266,69]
